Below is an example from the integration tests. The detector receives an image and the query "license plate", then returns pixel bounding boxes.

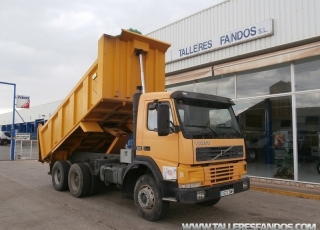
[220,188,234,197]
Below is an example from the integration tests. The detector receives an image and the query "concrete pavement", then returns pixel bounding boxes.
[2,143,320,202]
[250,180,320,200]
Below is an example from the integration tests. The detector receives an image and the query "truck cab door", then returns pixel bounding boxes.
[141,101,179,165]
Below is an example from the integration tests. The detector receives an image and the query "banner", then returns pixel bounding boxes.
[16,95,30,108]
[15,133,30,140]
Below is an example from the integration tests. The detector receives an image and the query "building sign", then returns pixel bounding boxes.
[15,133,31,140]
[171,18,274,61]
[16,95,30,108]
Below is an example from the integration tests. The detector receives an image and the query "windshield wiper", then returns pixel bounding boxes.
[185,125,218,137]
[216,125,241,136]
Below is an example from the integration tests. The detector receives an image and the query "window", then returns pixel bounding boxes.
[148,109,157,131]
[296,92,320,183]
[197,74,235,98]
[166,82,194,92]
[234,96,293,178]
[209,109,233,127]
[295,56,320,92]
[237,63,291,98]
[175,98,241,139]
[147,102,173,132]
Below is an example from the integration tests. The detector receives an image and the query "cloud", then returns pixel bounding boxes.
[47,11,98,30]
[0,0,224,114]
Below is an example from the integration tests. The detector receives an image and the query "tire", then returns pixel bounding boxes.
[134,174,170,221]
[2,140,8,145]
[317,162,320,175]
[52,161,70,191]
[68,163,92,198]
[197,198,221,207]
[84,163,100,196]
[247,149,257,163]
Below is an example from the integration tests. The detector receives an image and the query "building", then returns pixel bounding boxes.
[1,0,320,183]
[145,0,320,184]
[0,101,62,139]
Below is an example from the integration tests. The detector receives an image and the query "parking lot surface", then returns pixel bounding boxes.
[0,160,319,230]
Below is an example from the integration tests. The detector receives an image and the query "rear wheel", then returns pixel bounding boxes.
[52,161,70,191]
[68,163,91,198]
[134,174,169,221]
[317,162,320,175]
[197,198,221,206]
[84,163,100,196]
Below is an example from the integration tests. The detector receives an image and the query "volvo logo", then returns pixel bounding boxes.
[195,141,210,145]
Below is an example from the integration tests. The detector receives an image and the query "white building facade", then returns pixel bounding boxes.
[146,0,320,183]
[0,101,62,139]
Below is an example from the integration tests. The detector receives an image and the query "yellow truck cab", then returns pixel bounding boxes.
[38,29,249,221]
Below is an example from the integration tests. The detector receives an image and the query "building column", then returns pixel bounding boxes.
[265,98,273,164]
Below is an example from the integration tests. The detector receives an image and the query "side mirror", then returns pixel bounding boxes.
[157,104,170,136]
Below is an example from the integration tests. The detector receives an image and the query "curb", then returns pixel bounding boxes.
[251,186,320,201]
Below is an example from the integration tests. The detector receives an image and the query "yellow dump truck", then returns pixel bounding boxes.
[38,29,250,221]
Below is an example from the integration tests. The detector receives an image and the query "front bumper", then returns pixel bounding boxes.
[175,177,250,203]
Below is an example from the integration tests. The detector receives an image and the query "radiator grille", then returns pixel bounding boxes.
[196,146,243,162]
[204,163,240,185]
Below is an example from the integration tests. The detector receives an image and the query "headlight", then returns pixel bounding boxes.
[179,182,201,188]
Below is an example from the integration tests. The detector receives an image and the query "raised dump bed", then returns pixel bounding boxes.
[38,30,170,163]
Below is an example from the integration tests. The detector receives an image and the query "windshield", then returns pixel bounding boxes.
[174,98,242,139]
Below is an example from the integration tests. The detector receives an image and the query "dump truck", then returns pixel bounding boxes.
[38,29,250,221]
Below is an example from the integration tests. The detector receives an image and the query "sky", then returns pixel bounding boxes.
[0,0,224,114]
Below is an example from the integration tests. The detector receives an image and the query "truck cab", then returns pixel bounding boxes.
[118,90,249,220]
[0,131,11,145]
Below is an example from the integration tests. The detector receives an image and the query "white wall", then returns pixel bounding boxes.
[0,100,62,126]
[147,0,320,74]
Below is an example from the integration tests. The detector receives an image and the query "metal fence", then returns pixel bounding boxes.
[14,140,38,160]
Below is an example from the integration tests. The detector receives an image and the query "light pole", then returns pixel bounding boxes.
[0,81,16,160]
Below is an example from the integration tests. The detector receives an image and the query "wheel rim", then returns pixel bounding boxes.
[53,168,62,185]
[70,171,80,191]
[138,185,155,210]
[249,151,255,159]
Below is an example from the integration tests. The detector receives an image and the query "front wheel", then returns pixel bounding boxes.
[134,174,170,221]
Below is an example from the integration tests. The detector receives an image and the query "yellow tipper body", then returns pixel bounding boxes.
[38,29,170,163]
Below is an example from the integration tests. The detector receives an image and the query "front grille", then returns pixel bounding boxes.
[220,184,234,191]
[204,163,240,185]
[196,146,243,162]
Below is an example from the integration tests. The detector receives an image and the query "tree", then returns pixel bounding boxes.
[128,28,142,34]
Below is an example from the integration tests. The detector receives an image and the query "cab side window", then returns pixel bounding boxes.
[148,108,158,131]
[147,102,173,132]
